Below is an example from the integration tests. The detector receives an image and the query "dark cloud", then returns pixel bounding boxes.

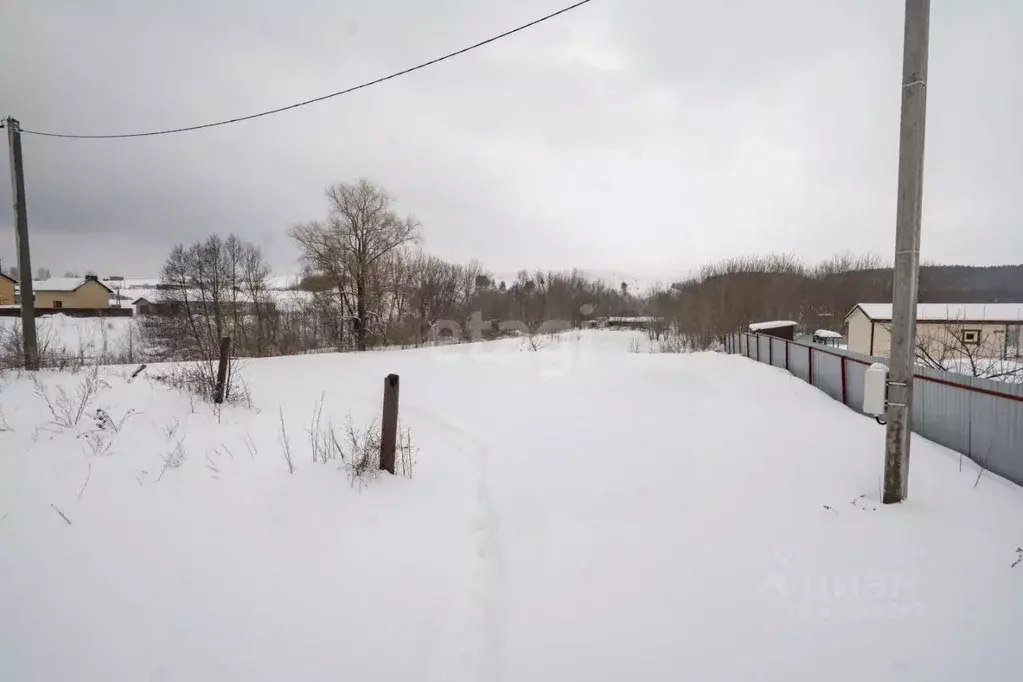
[2,0,1021,279]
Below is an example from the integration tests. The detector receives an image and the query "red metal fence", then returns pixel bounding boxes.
[726,332,1023,487]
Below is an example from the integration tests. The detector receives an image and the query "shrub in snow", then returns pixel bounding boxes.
[629,328,700,354]
[304,394,416,486]
[150,359,250,407]
[156,439,187,482]
[32,365,108,428]
[279,406,296,474]
[91,407,137,433]
[79,430,113,458]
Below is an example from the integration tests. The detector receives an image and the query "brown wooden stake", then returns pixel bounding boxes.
[380,373,399,474]
[840,355,848,405]
[214,336,231,404]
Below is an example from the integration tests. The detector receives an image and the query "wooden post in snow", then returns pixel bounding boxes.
[214,336,231,404]
[840,355,848,405]
[380,373,400,474]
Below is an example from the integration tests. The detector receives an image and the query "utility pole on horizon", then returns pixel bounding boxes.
[4,116,40,370]
[883,0,931,503]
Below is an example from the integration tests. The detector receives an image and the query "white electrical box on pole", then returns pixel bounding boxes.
[883,0,931,504]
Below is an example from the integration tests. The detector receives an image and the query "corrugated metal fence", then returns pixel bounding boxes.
[726,332,1023,487]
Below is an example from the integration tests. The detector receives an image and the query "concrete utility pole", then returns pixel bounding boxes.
[883,0,931,504]
[5,117,39,370]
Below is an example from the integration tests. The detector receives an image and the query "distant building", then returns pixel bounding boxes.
[845,303,1023,359]
[812,329,843,347]
[748,320,797,340]
[0,273,16,305]
[27,275,113,309]
[606,316,662,330]
[132,297,157,316]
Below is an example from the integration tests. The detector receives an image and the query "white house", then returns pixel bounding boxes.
[845,303,1023,358]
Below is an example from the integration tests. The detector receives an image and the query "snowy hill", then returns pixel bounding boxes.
[2,331,1022,681]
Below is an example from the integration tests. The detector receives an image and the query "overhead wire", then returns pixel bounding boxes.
[20,0,595,140]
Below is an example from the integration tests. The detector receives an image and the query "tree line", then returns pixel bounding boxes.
[144,179,640,360]
[143,177,1023,360]
[1,266,101,280]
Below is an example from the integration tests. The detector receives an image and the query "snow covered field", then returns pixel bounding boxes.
[2,331,1022,681]
[0,314,141,363]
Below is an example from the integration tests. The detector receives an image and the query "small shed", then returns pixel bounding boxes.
[607,316,661,330]
[748,320,797,340]
[812,329,843,347]
[133,297,156,316]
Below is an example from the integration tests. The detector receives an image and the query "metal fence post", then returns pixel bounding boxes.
[840,355,848,405]
[808,347,814,386]
[784,340,789,371]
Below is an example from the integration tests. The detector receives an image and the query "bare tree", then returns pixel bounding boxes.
[145,234,273,363]
[35,267,51,280]
[290,179,420,350]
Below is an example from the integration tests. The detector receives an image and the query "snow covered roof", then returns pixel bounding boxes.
[607,316,660,323]
[814,329,843,338]
[748,320,797,332]
[29,277,114,293]
[850,303,1023,323]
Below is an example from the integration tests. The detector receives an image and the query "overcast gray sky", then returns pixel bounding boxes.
[1,0,1020,279]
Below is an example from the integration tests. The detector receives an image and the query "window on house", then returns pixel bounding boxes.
[53,300,63,309]
[962,329,980,345]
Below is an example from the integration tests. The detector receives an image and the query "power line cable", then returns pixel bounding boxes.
[21,0,595,140]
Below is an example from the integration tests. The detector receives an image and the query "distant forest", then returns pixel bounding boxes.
[127,178,1023,357]
[647,257,1023,347]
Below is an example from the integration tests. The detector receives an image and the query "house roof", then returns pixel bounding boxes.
[749,320,797,331]
[607,316,660,323]
[848,303,1023,323]
[29,277,114,293]
[0,272,17,284]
